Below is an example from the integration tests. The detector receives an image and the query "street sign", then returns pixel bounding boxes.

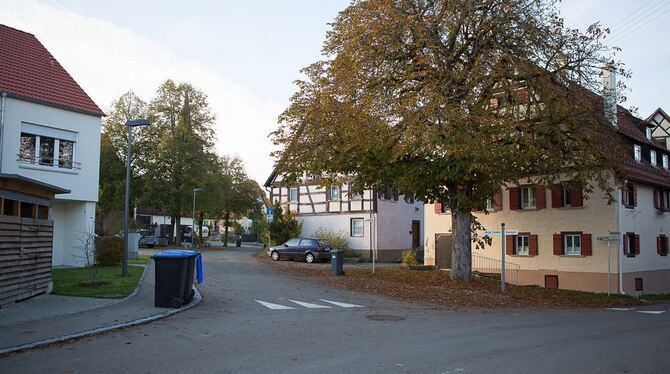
[483,229,518,236]
[597,235,620,242]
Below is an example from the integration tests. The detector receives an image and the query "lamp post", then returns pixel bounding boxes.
[123,119,150,277]
[192,188,203,248]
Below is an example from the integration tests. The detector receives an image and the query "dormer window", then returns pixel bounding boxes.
[634,145,641,162]
[651,150,657,166]
[646,127,652,140]
[663,154,669,170]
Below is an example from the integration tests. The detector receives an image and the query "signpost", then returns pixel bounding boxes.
[598,231,620,296]
[482,224,517,292]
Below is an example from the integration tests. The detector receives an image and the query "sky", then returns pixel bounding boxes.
[1,0,669,186]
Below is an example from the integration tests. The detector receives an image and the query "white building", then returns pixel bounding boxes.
[0,25,103,266]
[264,172,424,261]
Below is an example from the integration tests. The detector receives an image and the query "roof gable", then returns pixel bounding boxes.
[0,24,104,117]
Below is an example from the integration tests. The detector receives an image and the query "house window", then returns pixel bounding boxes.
[350,218,364,237]
[19,132,76,170]
[664,154,669,170]
[623,232,640,257]
[486,198,493,211]
[651,150,657,166]
[348,183,362,200]
[564,234,581,255]
[634,145,641,162]
[646,127,652,139]
[658,234,669,256]
[562,185,572,207]
[520,186,536,209]
[289,188,298,203]
[516,235,530,255]
[623,183,636,208]
[330,186,341,201]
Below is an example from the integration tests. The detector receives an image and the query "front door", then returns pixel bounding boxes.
[411,220,420,249]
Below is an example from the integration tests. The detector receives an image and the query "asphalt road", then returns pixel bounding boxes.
[1,247,669,373]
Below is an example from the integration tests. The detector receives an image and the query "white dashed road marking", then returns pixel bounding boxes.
[319,299,364,308]
[607,308,632,311]
[637,310,666,315]
[288,299,331,309]
[255,300,295,310]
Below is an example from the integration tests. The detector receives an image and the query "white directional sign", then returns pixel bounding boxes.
[597,235,620,242]
[483,229,518,236]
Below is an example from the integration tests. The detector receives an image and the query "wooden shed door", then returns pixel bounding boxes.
[411,221,420,249]
[435,234,452,269]
[545,275,559,289]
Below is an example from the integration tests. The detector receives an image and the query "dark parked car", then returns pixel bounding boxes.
[139,230,157,248]
[269,238,332,263]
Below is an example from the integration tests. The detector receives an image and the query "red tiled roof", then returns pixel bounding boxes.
[0,24,104,117]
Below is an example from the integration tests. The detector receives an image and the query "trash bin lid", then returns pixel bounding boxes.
[153,249,200,258]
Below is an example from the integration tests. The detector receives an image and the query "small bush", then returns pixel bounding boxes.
[401,249,418,266]
[313,227,349,251]
[95,236,123,266]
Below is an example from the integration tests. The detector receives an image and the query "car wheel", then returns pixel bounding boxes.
[271,251,280,261]
[148,244,155,248]
[305,252,315,263]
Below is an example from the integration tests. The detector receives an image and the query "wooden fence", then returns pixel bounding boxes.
[0,215,53,307]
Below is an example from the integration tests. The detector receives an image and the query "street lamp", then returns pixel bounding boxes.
[123,119,150,277]
[192,187,203,248]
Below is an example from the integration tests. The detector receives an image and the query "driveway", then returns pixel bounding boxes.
[1,246,668,373]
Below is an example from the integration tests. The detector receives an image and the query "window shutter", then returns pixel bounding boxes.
[657,235,662,255]
[654,190,660,209]
[493,189,503,211]
[633,185,638,207]
[505,235,515,255]
[570,182,583,207]
[581,233,592,256]
[509,187,520,210]
[551,184,562,208]
[553,234,562,255]
[665,237,670,256]
[529,234,539,256]
[634,234,640,254]
[536,185,546,209]
[623,234,629,255]
[434,200,442,214]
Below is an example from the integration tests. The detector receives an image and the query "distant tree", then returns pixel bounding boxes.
[272,0,627,280]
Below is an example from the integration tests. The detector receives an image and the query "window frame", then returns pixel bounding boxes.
[563,233,582,256]
[651,150,657,166]
[18,129,78,173]
[646,127,652,139]
[288,187,298,203]
[520,186,537,209]
[516,234,530,255]
[663,154,669,170]
[633,144,642,162]
[562,184,572,207]
[330,185,341,201]
[350,218,364,237]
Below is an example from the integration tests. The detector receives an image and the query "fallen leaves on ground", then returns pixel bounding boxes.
[258,257,640,309]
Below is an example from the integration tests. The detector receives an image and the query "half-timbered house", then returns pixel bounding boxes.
[264,172,424,261]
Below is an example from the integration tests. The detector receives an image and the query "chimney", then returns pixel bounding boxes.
[603,64,617,127]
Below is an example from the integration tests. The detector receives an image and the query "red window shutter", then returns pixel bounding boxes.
[553,234,562,255]
[623,234,629,255]
[509,187,520,210]
[657,235,662,255]
[665,236,670,256]
[581,233,592,256]
[570,182,583,208]
[536,185,546,209]
[506,235,515,255]
[493,189,503,211]
[634,234,640,254]
[529,234,539,256]
[434,200,442,214]
[654,190,660,209]
[633,185,638,207]
[551,184,562,208]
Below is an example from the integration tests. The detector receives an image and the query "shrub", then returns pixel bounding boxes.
[313,227,349,251]
[95,236,123,266]
[268,202,301,245]
[401,249,418,266]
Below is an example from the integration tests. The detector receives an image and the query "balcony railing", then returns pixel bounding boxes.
[17,154,81,170]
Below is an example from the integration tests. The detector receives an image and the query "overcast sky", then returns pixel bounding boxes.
[1,0,669,185]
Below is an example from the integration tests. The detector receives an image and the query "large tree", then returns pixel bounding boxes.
[272,0,627,280]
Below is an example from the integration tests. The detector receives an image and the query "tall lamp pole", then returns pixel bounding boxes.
[123,119,150,276]
[192,188,203,248]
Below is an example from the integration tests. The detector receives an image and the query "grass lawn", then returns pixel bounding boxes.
[51,265,144,299]
[128,255,151,265]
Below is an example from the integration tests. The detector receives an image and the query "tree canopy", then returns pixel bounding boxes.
[271,0,628,280]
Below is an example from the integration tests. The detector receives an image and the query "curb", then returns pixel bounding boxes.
[0,286,202,356]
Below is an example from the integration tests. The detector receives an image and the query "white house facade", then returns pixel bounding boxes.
[264,172,424,261]
[0,24,104,267]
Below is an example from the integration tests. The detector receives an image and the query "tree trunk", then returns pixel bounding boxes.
[450,209,472,281]
[223,211,230,247]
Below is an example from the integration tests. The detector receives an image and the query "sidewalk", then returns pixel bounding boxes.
[0,261,201,355]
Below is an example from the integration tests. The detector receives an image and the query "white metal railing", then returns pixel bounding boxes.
[472,254,520,285]
[17,154,81,170]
